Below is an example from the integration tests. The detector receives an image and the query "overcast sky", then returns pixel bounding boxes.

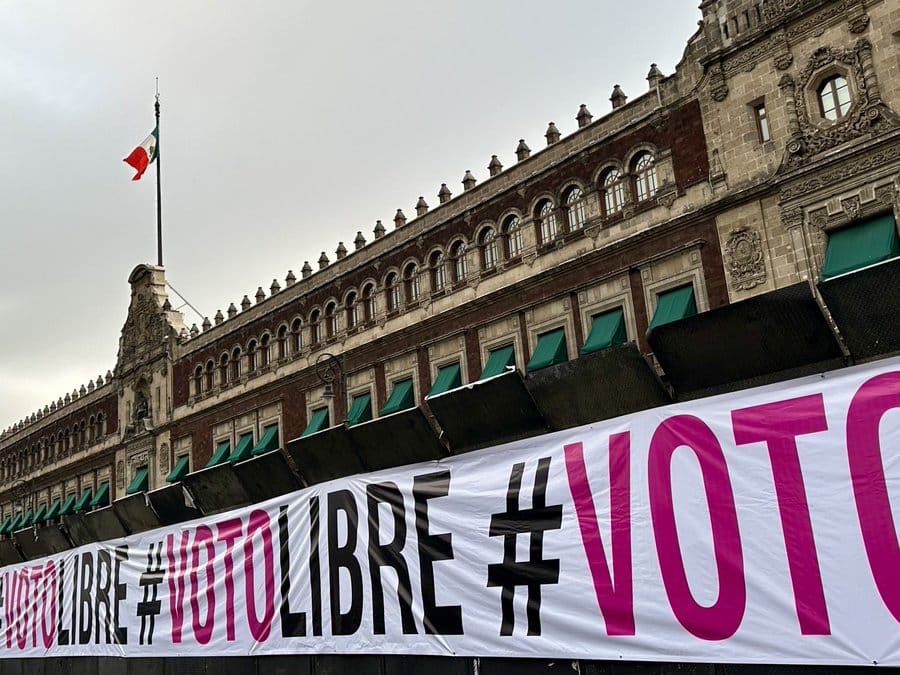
[0,1,701,428]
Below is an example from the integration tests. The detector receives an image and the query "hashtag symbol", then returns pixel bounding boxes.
[487,457,562,636]
[137,541,165,645]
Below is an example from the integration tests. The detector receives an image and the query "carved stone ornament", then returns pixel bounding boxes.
[848,13,869,34]
[657,192,676,208]
[841,196,861,219]
[780,39,900,171]
[116,460,125,489]
[159,442,169,475]
[774,50,794,71]
[780,143,900,200]
[708,64,729,102]
[725,228,767,290]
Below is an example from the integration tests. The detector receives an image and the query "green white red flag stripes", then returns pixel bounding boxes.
[123,127,158,181]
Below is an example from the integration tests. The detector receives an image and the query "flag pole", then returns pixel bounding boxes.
[155,79,163,267]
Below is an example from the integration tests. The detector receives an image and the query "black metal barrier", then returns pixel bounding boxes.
[0,656,891,674]
[648,283,844,398]
[426,370,549,453]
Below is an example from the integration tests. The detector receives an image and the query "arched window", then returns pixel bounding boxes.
[403,263,420,304]
[88,416,96,443]
[502,216,523,258]
[450,240,468,283]
[309,309,322,344]
[818,75,851,121]
[362,283,376,322]
[632,153,657,202]
[480,227,499,269]
[346,291,359,329]
[565,187,587,231]
[385,273,400,312]
[536,200,558,244]
[96,412,105,438]
[601,169,626,215]
[290,318,302,353]
[193,365,203,395]
[205,360,215,390]
[247,339,258,372]
[259,333,271,368]
[430,251,446,292]
[276,325,288,360]
[324,302,337,338]
[79,421,86,448]
[219,352,229,385]
[231,346,242,380]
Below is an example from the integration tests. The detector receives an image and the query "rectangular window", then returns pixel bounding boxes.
[428,362,462,398]
[251,424,280,456]
[167,455,191,483]
[380,379,416,416]
[206,439,231,468]
[125,468,148,496]
[581,307,627,355]
[347,393,373,427]
[302,408,330,437]
[821,212,900,279]
[229,432,256,464]
[479,344,516,380]
[526,328,568,373]
[754,103,770,143]
[648,284,697,331]
[91,481,111,507]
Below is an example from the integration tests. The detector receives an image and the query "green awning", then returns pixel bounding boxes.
[526,328,568,372]
[428,363,462,397]
[166,455,191,483]
[821,213,900,279]
[73,488,93,513]
[581,308,627,355]
[0,516,10,535]
[32,504,48,526]
[347,393,373,427]
[380,379,415,416]
[5,514,22,534]
[59,494,77,517]
[229,433,255,463]
[648,285,697,331]
[302,408,330,437]
[18,509,34,529]
[45,498,62,521]
[125,468,149,495]
[479,345,516,380]
[205,440,231,468]
[91,481,111,507]
[252,425,279,456]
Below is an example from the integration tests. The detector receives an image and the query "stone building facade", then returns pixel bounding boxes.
[0,0,898,522]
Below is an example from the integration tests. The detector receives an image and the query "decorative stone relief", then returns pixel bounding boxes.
[780,39,900,170]
[780,143,900,199]
[159,442,169,476]
[116,460,125,489]
[725,228,767,290]
[708,64,729,102]
[841,196,861,219]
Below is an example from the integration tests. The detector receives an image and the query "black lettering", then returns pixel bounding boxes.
[95,550,112,644]
[367,482,416,635]
[327,489,363,635]
[278,505,307,637]
[309,495,322,636]
[78,552,94,644]
[113,546,128,645]
[414,470,463,635]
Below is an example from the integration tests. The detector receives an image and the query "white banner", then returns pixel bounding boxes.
[1,357,899,665]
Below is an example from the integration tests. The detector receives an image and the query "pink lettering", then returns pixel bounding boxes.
[732,394,830,635]
[190,525,216,644]
[846,372,900,621]
[41,560,56,649]
[564,437,634,636]
[649,415,745,640]
[167,531,190,643]
[217,518,243,642]
[244,510,276,641]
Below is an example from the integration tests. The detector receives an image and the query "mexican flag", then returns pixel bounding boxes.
[123,127,158,181]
